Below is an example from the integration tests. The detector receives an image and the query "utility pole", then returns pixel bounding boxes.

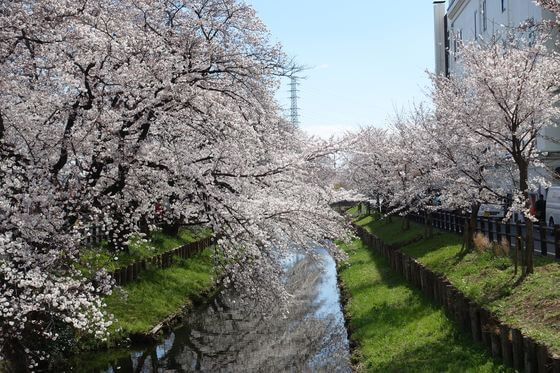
[289,76,300,127]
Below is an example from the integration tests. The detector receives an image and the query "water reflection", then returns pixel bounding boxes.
[81,249,351,372]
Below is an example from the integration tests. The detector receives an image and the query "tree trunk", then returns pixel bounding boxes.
[424,211,433,239]
[138,215,151,236]
[162,220,181,236]
[4,339,31,372]
[519,161,534,274]
[428,213,433,237]
[525,220,534,275]
[402,215,410,231]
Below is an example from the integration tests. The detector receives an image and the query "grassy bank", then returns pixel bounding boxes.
[339,238,508,372]
[66,250,215,369]
[354,211,560,356]
[75,228,216,349]
[79,227,212,276]
[105,247,215,337]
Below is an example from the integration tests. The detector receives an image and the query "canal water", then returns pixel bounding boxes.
[76,248,351,372]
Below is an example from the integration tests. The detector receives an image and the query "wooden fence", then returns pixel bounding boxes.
[408,211,560,260]
[110,236,213,286]
[354,224,560,372]
[83,224,106,246]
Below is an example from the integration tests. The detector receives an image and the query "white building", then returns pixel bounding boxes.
[435,0,554,75]
[433,0,560,159]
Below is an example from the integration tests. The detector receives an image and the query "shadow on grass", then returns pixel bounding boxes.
[366,337,509,373]
[342,240,510,373]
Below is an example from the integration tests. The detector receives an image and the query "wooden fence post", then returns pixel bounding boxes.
[419,264,426,293]
[479,309,491,351]
[434,276,440,305]
[490,325,502,361]
[469,303,481,342]
[505,221,512,248]
[120,267,128,286]
[512,328,524,372]
[113,270,121,286]
[131,263,137,280]
[403,255,409,281]
[500,324,513,368]
[496,221,502,243]
[537,343,550,373]
[440,278,447,307]
[136,262,142,278]
[459,293,471,332]
[524,336,538,373]
[446,285,455,317]
[488,219,494,242]
[414,261,421,289]
[553,355,560,373]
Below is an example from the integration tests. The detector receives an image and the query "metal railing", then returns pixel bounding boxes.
[408,211,560,259]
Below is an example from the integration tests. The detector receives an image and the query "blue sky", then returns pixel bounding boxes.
[247,0,437,138]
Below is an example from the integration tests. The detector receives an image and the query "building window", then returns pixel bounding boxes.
[474,10,478,40]
[454,29,463,60]
[501,0,506,12]
[482,0,487,31]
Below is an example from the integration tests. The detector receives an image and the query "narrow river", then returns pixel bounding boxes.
[77,248,351,372]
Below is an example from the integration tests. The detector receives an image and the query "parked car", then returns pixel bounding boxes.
[477,203,505,218]
[546,186,560,227]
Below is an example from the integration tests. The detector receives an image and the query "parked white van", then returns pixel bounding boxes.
[546,186,560,227]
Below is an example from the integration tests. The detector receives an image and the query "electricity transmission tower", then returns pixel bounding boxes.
[289,76,300,127]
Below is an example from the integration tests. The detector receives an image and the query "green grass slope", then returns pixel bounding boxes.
[339,239,509,372]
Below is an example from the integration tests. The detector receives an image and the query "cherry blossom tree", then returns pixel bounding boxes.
[536,0,560,20]
[342,126,392,213]
[384,107,446,231]
[427,75,511,249]
[0,0,349,369]
[431,36,560,271]
[344,34,560,259]
[346,105,448,230]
